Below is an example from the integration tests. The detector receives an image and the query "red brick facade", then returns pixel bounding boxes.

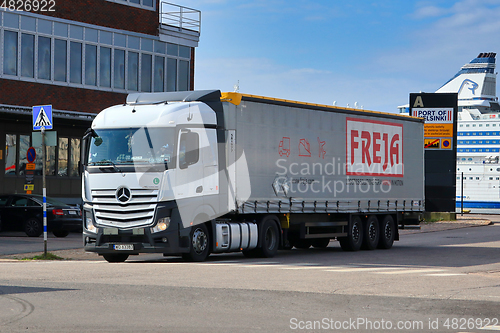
[0,79,126,113]
[43,0,160,36]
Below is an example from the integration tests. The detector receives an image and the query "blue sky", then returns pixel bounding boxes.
[178,0,500,113]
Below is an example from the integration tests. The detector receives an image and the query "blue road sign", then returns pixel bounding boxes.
[27,147,36,163]
[33,105,53,130]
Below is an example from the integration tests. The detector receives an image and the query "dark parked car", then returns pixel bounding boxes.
[0,194,82,237]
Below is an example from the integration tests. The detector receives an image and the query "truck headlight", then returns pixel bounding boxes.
[86,217,98,233]
[151,217,170,233]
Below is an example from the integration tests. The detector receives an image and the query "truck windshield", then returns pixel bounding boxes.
[88,127,175,168]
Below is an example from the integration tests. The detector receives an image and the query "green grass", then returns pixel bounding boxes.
[21,252,64,261]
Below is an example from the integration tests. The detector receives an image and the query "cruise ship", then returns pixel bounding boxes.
[399,52,500,208]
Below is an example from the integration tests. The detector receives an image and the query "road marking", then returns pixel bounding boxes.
[376,268,445,275]
[325,267,401,272]
[196,262,241,266]
[424,273,467,276]
[281,266,343,270]
[248,261,280,265]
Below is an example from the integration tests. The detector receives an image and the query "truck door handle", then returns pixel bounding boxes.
[196,186,203,193]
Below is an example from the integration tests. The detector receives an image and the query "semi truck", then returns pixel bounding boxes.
[81,90,424,262]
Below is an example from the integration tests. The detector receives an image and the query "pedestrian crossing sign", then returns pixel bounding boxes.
[33,105,53,130]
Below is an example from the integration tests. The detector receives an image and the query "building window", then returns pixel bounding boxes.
[141,53,152,92]
[70,42,82,84]
[167,57,177,91]
[3,31,18,75]
[21,33,34,78]
[114,49,125,89]
[1,13,191,93]
[18,134,30,175]
[54,39,67,82]
[105,0,155,10]
[154,56,164,92]
[5,132,81,178]
[34,145,55,176]
[58,138,68,176]
[85,44,97,86]
[178,60,189,91]
[5,134,17,175]
[69,138,80,177]
[100,46,111,87]
[127,51,139,91]
[38,36,51,80]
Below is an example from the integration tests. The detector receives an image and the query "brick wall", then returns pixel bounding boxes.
[42,0,159,36]
[0,79,126,113]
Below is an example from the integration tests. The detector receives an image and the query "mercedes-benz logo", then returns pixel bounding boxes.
[116,186,132,203]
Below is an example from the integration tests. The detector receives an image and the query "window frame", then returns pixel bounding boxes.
[0,11,191,93]
[105,0,156,11]
[4,132,82,178]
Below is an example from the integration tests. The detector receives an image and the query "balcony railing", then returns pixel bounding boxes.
[160,2,201,34]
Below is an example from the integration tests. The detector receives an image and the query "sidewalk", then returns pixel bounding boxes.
[1,216,494,261]
[399,215,493,234]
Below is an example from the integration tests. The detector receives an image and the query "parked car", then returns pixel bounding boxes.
[0,194,82,237]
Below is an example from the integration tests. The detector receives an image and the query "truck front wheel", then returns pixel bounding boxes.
[182,223,210,262]
[103,254,129,263]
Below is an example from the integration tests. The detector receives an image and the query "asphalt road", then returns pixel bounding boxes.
[1,220,499,332]
[0,231,82,255]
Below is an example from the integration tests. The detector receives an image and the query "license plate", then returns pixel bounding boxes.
[68,210,77,215]
[113,244,134,250]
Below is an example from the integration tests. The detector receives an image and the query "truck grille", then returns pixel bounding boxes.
[91,188,158,228]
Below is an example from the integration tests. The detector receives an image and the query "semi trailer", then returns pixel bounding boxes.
[81,90,424,262]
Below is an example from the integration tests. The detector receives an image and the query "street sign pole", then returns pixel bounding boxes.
[42,127,47,256]
[33,104,52,257]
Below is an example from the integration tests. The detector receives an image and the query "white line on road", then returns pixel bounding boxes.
[424,273,467,276]
[325,267,402,272]
[281,266,345,270]
[376,268,445,275]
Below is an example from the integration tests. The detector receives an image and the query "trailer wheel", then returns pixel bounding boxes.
[103,254,129,263]
[362,215,379,250]
[339,215,363,251]
[182,223,210,262]
[378,215,395,249]
[311,238,330,248]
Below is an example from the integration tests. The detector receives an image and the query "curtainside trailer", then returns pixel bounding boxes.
[81,90,424,262]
